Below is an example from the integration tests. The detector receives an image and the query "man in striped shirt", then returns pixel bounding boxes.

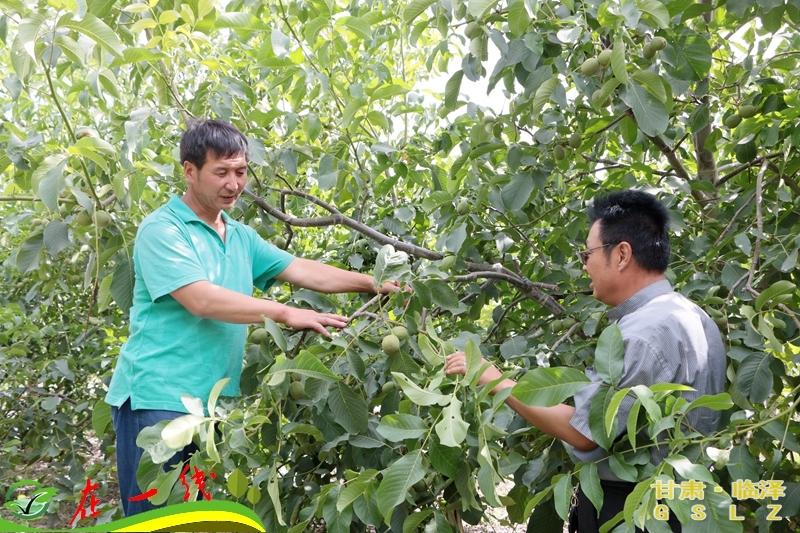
[445,190,726,532]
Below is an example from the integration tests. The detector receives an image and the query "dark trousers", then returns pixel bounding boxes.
[568,480,681,533]
[110,398,196,516]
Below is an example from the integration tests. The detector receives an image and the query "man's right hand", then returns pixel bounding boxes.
[282,307,348,338]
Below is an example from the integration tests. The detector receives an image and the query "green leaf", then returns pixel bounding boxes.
[160,414,205,449]
[206,422,220,463]
[531,77,558,118]
[637,0,670,28]
[508,0,530,36]
[684,392,733,413]
[735,353,774,403]
[467,0,500,18]
[375,451,426,524]
[32,154,67,211]
[403,510,433,533]
[430,440,461,478]
[263,317,287,351]
[727,444,759,482]
[761,419,800,453]
[665,454,713,482]
[403,0,437,24]
[226,468,248,499]
[621,80,668,137]
[328,382,369,434]
[371,83,409,100]
[207,377,230,416]
[392,372,451,406]
[630,385,661,421]
[342,16,371,40]
[337,471,377,512]
[631,70,667,102]
[501,172,536,211]
[605,387,631,436]
[434,396,469,447]
[627,399,642,449]
[623,478,653,526]
[611,37,627,84]
[246,485,261,505]
[595,324,625,385]
[377,413,427,441]
[148,465,181,506]
[553,474,573,521]
[92,399,112,437]
[16,233,43,273]
[512,367,590,406]
[579,463,604,515]
[268,351,341,383]
[661,29,711,81]
[110,258,134,313]
[755,280,795,310]
[59,13,123,57]
[10,14,46,82]
[43,221,70,256]
[417,334,441,366]
[609,454,638,482]
[444,70,463,110]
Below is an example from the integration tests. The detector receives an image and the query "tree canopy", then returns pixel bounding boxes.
[0,0,798,531]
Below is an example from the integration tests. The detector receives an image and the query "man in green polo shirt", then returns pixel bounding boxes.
[105,119,400,515]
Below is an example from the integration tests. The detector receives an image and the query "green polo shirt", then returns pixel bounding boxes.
[105,196,294,413]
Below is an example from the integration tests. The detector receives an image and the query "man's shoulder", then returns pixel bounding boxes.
[619,290,716,342]
[137,202,183,236]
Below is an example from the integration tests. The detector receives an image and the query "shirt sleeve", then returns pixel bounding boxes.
[135,221,208,302]
[247,227,295,291]
[569,334,669,461]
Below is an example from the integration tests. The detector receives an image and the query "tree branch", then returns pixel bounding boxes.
[745,160,768,292]
[649,135,692,181]
[244,189,564,314]
[716,152,782,187]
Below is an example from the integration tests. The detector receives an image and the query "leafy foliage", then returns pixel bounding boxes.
[1,0,799,531]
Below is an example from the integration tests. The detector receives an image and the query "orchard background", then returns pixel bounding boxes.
[0,0,799,531]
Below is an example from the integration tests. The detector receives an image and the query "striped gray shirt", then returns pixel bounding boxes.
[568,279,726,480]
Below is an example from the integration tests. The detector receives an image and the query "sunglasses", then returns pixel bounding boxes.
[577,243,616,264]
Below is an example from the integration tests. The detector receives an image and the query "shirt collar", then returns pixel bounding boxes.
[166,195,236,229]
[607,279,673,321]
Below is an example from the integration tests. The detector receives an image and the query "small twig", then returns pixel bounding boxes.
[717,152,782,186]
[349,293,386,321]
[551,322,581,352]
[712,191,756,247]
[486,294,526,341]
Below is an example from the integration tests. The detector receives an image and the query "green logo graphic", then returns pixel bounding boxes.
[4,480,58,520]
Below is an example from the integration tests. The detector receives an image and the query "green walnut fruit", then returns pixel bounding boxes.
[568,133,582,149]
[289,381,307,400]
[94,210,111,228]
[643,42,657,60]
[249,327,268,343]
[591,89,608,108]
[391,326,409,341]
[75,210,92,226]
[739,104,758,118]
[597,49,613,67]
[381,381,396,394]
[440,255,457,270]
[455,198,469,215]
[724,114,742,128]
[382,334,401,356]
[553,145,567,161]
[580,57,601,76]
[273,235,287,248]
[651,37,667,51]
[465,22,482,39]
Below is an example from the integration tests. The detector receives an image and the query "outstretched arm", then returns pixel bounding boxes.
[276,257,401,294]
[171,280,348,337]
[444,352,598,452]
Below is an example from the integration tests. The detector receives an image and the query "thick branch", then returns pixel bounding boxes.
[649,135,691,181]
[244,189,564,314]
[745,160,768,292]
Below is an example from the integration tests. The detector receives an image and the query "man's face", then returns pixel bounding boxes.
[184,151,248,212]
[583,221,617,305]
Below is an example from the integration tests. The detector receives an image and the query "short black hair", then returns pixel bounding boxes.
[179,119,248,169]
[587,190,670,272]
